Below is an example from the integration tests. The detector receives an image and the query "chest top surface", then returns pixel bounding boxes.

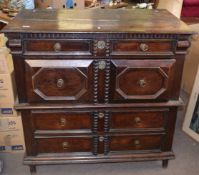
[2,9,192,34]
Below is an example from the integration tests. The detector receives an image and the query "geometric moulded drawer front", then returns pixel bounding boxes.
[32,110,92,131]
[111,59,176,100]
[36,137,93,154]
[24,40,91,56]
[25,59,93,102]
[110,109,168,130]
[109,134,163,152]
[111,40,173,56]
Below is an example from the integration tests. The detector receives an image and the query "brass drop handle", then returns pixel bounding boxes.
[60,117,66,127]
[54,42,62,52]
[140,43,149,52]
[62,142,69,150]
[138,79,146,88]
[57,78,64,88]
[134,139,140,146]
[135,117,141,124]
[98,112,105,119]
[99,136,104,142]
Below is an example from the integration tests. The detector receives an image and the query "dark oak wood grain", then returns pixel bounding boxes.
[36,137,93,153]
[25,40,91,55]
[109,134,163,151]
[111,40,173,55]
[23,151,175,165]
[110,59,176,100]
[15,99,184,110]
[2,9,192,34]
[32,111,92,131]
[110,109,167,130]
[25,59,93,102]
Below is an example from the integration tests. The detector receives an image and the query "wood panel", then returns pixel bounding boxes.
[32,111,92,131]
[111,40,173,55]
[24,59,93,102]
[25,40,91,55]
[110,59,176,101]
[36,137,93,153]
[109,134,163,151]
[110,109,167,130]
[2,9,192,33]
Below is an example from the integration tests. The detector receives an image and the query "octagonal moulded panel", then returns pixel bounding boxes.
[112,59,176,100]
[32,68,87,100]
[25,59,93,101]
[116,67,168,99]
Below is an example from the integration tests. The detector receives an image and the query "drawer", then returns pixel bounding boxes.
[24,40,91,55]
[110,109,168,131]
[109,134,163,152]
[25,59,94,102]
[111,40,174,55]
[36,137,93,153]
[32,111,92,131]
[110,59,176,101]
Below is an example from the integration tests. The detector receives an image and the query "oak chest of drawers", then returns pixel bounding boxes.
[3,9,193,174]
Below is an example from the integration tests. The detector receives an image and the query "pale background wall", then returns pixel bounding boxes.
[158,0,199,94]
[182,24,199,94]
[158,0,183,18]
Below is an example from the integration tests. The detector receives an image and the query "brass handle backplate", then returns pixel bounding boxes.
[57,78,64,88]
[97,40,106,50]
[98,60,106,70]
[140,43,149,52]
[60,117,66,127]
[62,142,69,149]
[138,79,146,88]
[134,139,140,146]
[98,112,104,119]
[54,42,62,52]
[99,136,104,142]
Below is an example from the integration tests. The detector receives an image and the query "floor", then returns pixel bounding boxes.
[0,92,199,175]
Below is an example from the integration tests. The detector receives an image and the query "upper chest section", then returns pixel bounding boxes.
[3,9,192,57]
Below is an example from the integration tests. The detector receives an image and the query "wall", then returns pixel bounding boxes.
[158,1,199,94]
[158,0,183,18]
[182,24,199,94]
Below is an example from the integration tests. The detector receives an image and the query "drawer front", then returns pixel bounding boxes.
[24,40,91,55]
[109,134,163,152]
[110,109,167,130]
[110,59,175,100]
[32,111,92,131]
[25,59,93,102]
[111,40,174,55]
[36,137,93,153]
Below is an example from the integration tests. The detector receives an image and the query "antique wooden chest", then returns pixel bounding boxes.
[3,9,193,174]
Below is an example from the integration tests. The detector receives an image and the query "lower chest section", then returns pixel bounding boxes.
[22,107,176,156]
